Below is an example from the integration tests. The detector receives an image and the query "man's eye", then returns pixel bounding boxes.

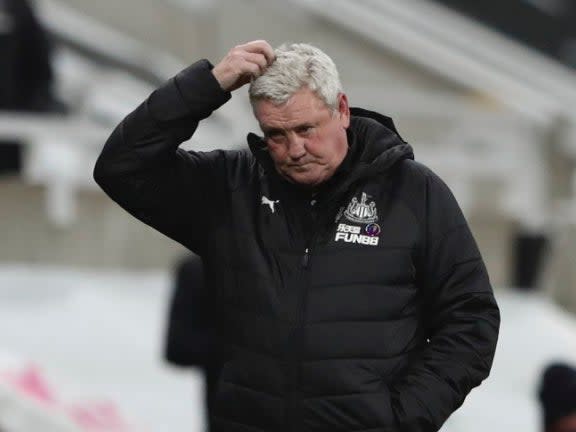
[297,126,313,135]
[266,133,286,144]
[265,131,281,139]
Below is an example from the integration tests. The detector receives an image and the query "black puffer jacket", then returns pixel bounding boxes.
[94,60,500,432]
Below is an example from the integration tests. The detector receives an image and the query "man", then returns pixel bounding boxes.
[539,362,576,432]
[94,40,500,432]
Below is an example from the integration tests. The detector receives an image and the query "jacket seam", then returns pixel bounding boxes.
[303,389,390,400]
[306,315,417,325]
[430,257,482,290]
[428,223,468,255]
[220,380,283,399]
[311,281,415,291]
[302,350,420,363]
[227,343,281,360]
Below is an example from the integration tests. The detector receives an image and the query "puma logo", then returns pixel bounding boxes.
[261,196,279,213]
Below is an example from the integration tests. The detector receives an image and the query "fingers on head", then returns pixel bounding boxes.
[242,58,264,78]
[244,52,269,73]
[238,40,275,65]
[227,52,268,78]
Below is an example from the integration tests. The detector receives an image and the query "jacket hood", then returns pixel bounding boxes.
[345,107,414,179]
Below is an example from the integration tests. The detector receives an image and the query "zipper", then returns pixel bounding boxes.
[287,244,315,432]
[302,247,311,268]
[287,201,320,431]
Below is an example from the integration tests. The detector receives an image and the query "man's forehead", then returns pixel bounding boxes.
[255,93,331,129]
[259,116,318,131]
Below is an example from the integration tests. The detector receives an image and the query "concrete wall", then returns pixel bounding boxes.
[50,0,219,62]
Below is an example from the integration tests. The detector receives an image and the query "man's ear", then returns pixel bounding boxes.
[338,93,350,129]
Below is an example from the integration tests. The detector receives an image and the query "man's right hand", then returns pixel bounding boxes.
[212,40,276,92]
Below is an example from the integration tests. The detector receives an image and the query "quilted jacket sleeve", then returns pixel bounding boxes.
[93,60,231,254]
[390,166,501,431]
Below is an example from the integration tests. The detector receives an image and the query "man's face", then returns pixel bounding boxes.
[254,87,350,188]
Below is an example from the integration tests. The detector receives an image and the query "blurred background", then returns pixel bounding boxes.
[1,0,576,430]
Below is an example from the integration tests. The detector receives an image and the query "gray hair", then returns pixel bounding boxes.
[249,43,343,111]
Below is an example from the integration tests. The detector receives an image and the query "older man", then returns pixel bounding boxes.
[94,40,500,432]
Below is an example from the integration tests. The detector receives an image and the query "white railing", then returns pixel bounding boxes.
[36,0,186,84]
[0,114,108,227]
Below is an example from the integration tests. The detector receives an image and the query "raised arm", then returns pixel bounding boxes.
[93,41,275,253]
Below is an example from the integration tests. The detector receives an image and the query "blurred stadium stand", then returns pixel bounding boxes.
[432,0,576,68]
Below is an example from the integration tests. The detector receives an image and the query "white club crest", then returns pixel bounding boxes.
[344,192,378,224]
[261,196,280,213]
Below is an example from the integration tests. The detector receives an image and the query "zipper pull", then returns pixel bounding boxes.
[302,248,311,268]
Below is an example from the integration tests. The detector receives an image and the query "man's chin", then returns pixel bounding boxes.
[284,173,323,188]
[278,166,327,187]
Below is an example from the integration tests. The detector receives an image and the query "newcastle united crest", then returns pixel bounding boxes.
[344,192,378,224]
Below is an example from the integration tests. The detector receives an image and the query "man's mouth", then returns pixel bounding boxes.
[288,162,311,169]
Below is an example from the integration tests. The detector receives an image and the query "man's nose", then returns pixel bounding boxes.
[287,134,306,160]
